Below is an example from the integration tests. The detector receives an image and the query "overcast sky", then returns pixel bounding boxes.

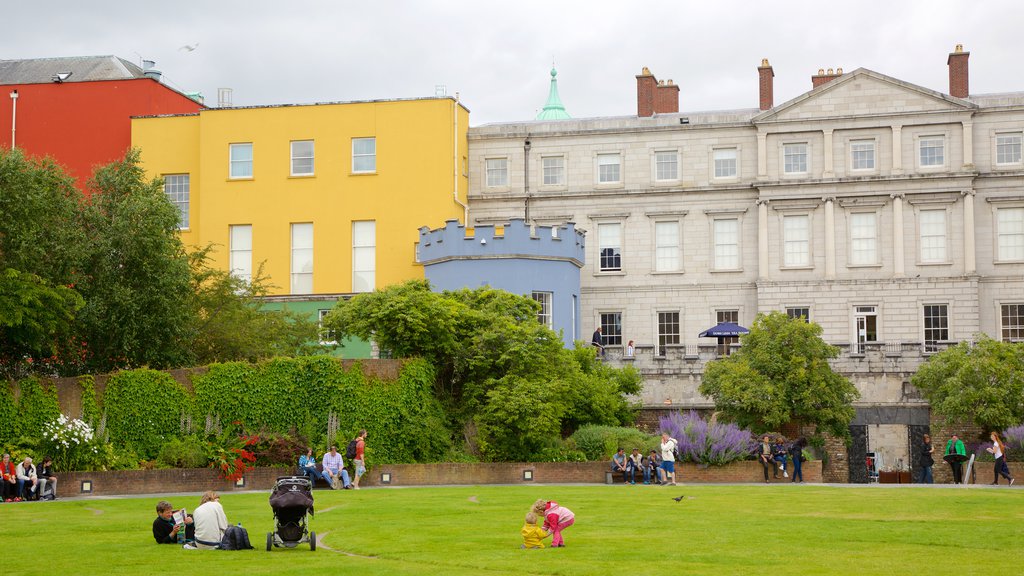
[6,1,1024,125]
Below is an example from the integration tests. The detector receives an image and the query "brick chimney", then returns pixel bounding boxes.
[758,58,774,111]
[811,67,843,88]
[636,67,679,117]
[948,44,970,98]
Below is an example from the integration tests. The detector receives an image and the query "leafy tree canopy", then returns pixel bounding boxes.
[911,336,1024,431]
[699,311,859,438]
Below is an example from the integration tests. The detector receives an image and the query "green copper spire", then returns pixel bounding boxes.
[535,67,571,120]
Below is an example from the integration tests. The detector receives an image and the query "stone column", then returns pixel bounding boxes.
[891,125,903,174]
[823,196,836,279]
[891,193,905,277]
[823,129,834,178]
[962,189,976,274]
[757,131,768,177]
[962,120,974,169]
[758,199,770,281]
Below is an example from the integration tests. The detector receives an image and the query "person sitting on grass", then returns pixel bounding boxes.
[520,511,551,549]
[153,500,195,544]
[645,450,661,485]
[190,491,228,550]
[610,448,629,483]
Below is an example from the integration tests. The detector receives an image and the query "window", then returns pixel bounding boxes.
[485,157,508,187]
[532,292,553,329]
[996,133,1023,165]
[657,311,680,356]
[919,209,947,263]
[291,223,313,294]
[598,222,622,272]
[229,143,253,179]
[786,307,810,322]
[919,137,944,167]
[597,153,621,184]
[352,221,376,292]
[714,148,737,178]
[717,310,738,324]
[716,310,739,355]
[997,207,1024,261]
[654,221,681,272]
[229,225,252,284]
[783,215,810,267]
[713,218,739,270]
[854,305,878,354]
[163,174,189,229]
[542,156,564,186]
[655,151,678,181]
[1002,304,1024,342]
[923,304,949,353]
[783,143,808,174]
[850,140,875,170]
[318,309,337,345]
[849,213,877,265]
[600,312,622,346]
[352,137,376,173]
[287,140,314,176]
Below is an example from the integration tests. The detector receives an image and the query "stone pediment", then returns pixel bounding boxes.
[754,68,976,124]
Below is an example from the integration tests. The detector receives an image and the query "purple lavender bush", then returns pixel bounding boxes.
[659,410,755,467]
[1004,425,1024,451]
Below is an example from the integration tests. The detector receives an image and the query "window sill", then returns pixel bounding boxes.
[227,177,254,182]
[595,182,624,189]
[351,171,378,176]
[710,268,744,274]
[484,186,510,192]
[712,176,739,183]
[780,265,814,271]
[538,185,568,192]
[916,261,953,267]
[994,259,1024,265]
[650,270,685,276]
[846,263,883,269]
[289,174,315,179]
[594,271,626,277]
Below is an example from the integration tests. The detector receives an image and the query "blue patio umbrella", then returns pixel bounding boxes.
[698,322,750,338]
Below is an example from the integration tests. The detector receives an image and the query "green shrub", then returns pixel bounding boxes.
[568,425,657,461]
[103,369,192,459]
[156,435,208,469]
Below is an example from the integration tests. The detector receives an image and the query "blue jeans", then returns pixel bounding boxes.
[325,468,351,488]
[642,466,652,483]
[919,466,933,484]
[791,456,803,482]
[302,466,326,486]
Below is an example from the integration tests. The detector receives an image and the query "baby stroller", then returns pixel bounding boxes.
[267,476,316,551]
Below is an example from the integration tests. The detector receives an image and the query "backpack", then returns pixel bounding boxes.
[345,438,358,460]
[219,524,253,550]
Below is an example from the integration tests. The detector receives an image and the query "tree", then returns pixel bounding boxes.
[699,311,859,438]
[911,336,1024,431]
[0,269,84,378]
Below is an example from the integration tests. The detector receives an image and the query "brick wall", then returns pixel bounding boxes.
[58,460,823,496]
[821,433,849,483]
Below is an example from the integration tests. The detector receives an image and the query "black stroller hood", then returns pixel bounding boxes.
[270,478,314,518]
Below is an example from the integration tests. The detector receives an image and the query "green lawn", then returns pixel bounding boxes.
[3,484,1022,575]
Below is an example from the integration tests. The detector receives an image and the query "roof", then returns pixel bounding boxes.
[0,55,147,85]
[535,67,571,120]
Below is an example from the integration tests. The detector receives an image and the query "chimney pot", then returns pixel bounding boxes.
[761,58,770,67]
[827,68,834,75]
[818,68,825,75]
[836,67,843,75]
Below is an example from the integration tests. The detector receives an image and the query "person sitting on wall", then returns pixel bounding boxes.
[153,500,195,544]
[626,448,643,485]
[610,448,629,483]
[772,436,789,479]
[298,447,328,488]
[645,450,661,485]
[1,454,17,502]
[15,457,38,500]
[37,456,57,499]
[322,445,352,490]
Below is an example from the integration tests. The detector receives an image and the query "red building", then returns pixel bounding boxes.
[0,55,204,191]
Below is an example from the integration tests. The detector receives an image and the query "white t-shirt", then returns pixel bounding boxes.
[193,500,228,548]
[660,438,678,462]
[992,442,1004,459]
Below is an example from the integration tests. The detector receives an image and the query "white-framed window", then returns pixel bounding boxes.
[997,207,1024,261]
[597,153,621,184]
[291,223,314,294]
[485,157,508,187]
[713,218,740,270]
[542,156,565,186]
[290,140,314,176]
[919,136,945,167]
[849,212,878,266]
[229,143,253,179]
[850,140,875,171]
[654,220,681,272]
[163,174,189,229]
[853,305,879,354]
[923,304,949,353]
[229,224,252,284]
[352,220,376,292]
[783,143,808,174]
[532,291,553,329]
[654,150,678,181]
[1001,303,1024,342]
[657,311,680,356]
[713,148,737,179]
[786,307,810,322]
[600,312,622,346]
[782,214,810,267]
[597,222,622,272]
[996,132,1023,165]
[352,137,376,173]
[919,209,947,263]
[318,309,338,345]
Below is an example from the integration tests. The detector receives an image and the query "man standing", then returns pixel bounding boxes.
[591,326,604,357]
[322,445,351,490]
[352,429,367,490]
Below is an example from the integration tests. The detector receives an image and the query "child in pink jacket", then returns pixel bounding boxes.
[532,499,575,547]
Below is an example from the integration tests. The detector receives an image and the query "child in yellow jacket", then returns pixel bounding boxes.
[520,511,551,549]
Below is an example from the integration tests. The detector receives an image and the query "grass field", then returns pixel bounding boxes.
[2,484,1022,575]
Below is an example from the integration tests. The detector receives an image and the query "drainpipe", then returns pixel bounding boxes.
[9,90,18,148]
[452,95,469,224]
[524,137,531,221]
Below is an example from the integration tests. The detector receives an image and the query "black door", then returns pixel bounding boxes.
[908,425,930,483]
[848,425,869,483]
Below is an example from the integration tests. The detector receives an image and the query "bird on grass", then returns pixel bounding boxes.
[672,495,685,502]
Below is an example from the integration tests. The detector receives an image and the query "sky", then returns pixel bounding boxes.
[5,1,1024,125]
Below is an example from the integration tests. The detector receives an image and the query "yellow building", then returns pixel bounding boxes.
[132,97,469,355]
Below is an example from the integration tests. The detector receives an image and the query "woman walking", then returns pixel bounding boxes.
[986,431,1015,486]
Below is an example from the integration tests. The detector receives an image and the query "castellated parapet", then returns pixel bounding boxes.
[418,218,585,266]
